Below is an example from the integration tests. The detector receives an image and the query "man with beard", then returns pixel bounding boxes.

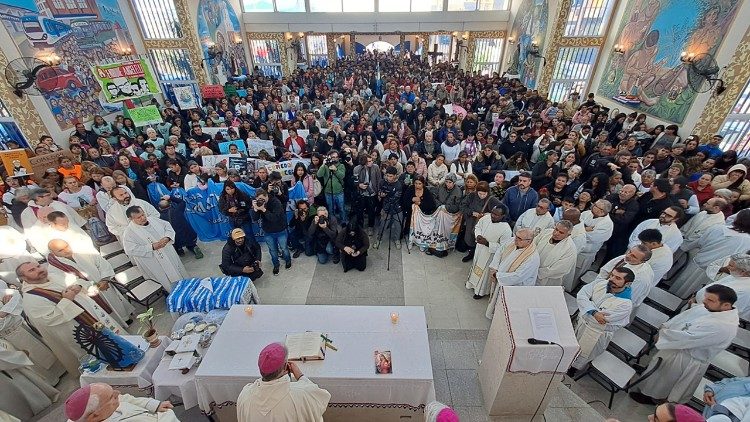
[534,220,577,287]
[105,186,158,238]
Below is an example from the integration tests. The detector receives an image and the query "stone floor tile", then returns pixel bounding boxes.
[446,369,483,407]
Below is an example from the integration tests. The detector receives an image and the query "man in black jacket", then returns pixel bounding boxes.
[306,206,340,264]
[604,184,640,261]
[220,228,263,280]
[251,189,291,275]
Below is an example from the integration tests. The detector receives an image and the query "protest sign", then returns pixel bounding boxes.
[126,105,163,127]
[246,139,276,158]
[28,150,73,182]
[224,85,238,97]
[174,86,199,110]
[262,158,311,182]
[201,85,225,99]
[282,129,309,141]
[201,154,239,169]
[201,127,230,139]
[0,149,33,177]
[219,140,247,154]
[92,59,160,102]
[236,89,248,98]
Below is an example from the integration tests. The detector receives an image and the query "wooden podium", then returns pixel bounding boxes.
[479,286,579,419]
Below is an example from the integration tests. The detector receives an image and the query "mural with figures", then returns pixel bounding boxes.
[197,0,248,83]
[507,0,548,89]
[597,0,740,123]
[0,0,135,130]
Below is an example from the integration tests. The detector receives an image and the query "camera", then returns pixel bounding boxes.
[318,216,328,226]
[255,198,266,207]
[325,157,339,166]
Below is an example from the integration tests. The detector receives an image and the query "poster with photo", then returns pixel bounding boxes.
[0,149,33,177]
[92,59,160,102]
[174,86,199,110]
[246,139,276,158]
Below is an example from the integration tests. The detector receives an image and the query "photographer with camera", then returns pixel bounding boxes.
[251,189,291,275]
[289,199,312,258]
[374,166,404,249]
[267,171,289,205]
[220,228,263,280]
[316,150,347,224]
[353,155,382,235]
[305,206,340,264]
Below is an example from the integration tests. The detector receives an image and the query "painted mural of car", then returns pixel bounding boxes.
[36,67,83,92]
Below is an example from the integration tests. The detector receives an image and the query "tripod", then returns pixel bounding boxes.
[373,207,410,271]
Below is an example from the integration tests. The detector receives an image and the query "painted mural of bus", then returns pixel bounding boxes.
[21,15,71,45]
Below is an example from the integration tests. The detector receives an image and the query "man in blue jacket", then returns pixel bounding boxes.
[501,172,539,226]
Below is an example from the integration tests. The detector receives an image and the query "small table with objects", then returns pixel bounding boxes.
[194,305,435,422]
[79,335,170,397]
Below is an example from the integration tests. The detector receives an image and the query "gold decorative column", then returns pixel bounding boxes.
[349,33,356,57]
[418,32,430,62]
[0,49,48,147]
[692,28,750,138]
[466,31,506,73]
[399,33,406,58]
[326,34,338,64]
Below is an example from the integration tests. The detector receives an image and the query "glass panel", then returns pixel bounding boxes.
[249,39,283,64]
[0,122,29,149]
[718,79,750,157]
[343,0,374,12]
[276,0,306,12]
[310,0,342,12]
[472,37,504,74]
[427,35,455,64]
[148,49,195,81]
[411,0,444,11]
[306,35,329,67]
[477,0,508,10]
[380,0,410,12]
[242,0,274,12]
[547,46,599,102]
[130,0,181,39]
[448,0,478,11]
[564,0,617,37]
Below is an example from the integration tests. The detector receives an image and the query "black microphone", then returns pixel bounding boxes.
[527,338,553,345]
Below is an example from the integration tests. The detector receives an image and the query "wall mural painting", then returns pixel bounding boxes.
[597,0,740,123]
[197,0,249,84]
[0,0,135,130]
[508,0,548,89]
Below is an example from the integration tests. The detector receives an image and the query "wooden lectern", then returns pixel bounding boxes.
[479,286,579,419]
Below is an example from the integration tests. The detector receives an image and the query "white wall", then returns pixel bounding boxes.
[587,0,750,135]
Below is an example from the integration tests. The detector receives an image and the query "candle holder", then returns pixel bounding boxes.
[390,312,399,324]
[245,306,254,316]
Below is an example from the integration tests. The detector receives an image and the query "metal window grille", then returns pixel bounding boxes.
[275,0,305,12]
[148,49,195,81]
[564,0,617,37]
[548,46,599,102]
[428,35,455,64]
[306,35,328,67]
[472,38,504,75]
[718,79,750,157]
[447,0,477,11]
[477,0,507,10]
[242,0,274,12]
[249,39,283,78]
[0,100,29,149]
[130,0,181,39]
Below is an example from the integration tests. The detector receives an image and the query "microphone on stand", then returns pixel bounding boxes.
[527,338,553,345]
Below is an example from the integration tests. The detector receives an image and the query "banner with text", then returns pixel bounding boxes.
[92,59,160,102]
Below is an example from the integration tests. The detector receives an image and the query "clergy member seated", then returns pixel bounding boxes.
[220,228,263,279]
[703,376,750,420]
[236,342,331,422]
[568,266,634,376]
[630,284,739,404]
[64,383,177,422]
[485,228,540,319]
[693,253,750,321]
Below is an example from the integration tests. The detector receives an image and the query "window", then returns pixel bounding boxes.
[343,0,374,12]
[472,38,504,75]
[564,0,617,37]
[249,39,283,78]
[309,0,341,12]
[275,0,305,12]
[0,99,30,149]
[448,0,477,11]
[411,0,444,11]
[306,35,328,67]
[427,35,455,64]
[148,49,195,81]
[547,46,599,102]
[242,0,274,12]
[130,0,181,39]
[379,0,410,12]
[718,79,750,157]
[477,0,508,10]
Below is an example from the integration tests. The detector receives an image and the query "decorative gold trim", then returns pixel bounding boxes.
[326,34,338,64]
[245,32,290,76]
[173,0,208,86]
[692,28,750,138]
[467,31,507,72]
[0,49,48,147]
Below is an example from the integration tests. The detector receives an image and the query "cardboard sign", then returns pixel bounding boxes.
[0,148,33,177]
[262,158,311,182]
[127,105,163,127]
[281,129,309,141]
[28,150,73,182]
[246,139,276,158]
[201,85,226,99]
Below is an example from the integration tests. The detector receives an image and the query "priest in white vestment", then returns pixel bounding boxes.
[628,206,683,253]
[466,206,513,298]
[570,267,634,372]
[65,383,178,422]
[96,176,134,214]
[16,262,125,375]
[20,188,86,230]
[637,229,673,284]
[592,245,654,309]
[1,280,65,385]
[105,187,159,239]
[29,210,99,256]
[46,239,135,327]
[573,200,614,283]
[237,342,330,422]
[695,254,750,321]
[667,199,728,280]
[0,225,32,287]
[670,210,750,298]
[485,228,540,319]
[630,284,739,404]
[122,206,187,293]
[513,199,554,235]
[0,338,60,420]
[534,220,577,286]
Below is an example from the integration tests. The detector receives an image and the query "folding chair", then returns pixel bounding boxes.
[574,351,662,408]
[730,328,750,358]
[688,377,710,412]
[631,304,669,347]
[708,350,750,379]
[112,266,164,308]
[608,328,648,364]
[645,287,684,316]
[99,241,124,259]
[107,253,132,273]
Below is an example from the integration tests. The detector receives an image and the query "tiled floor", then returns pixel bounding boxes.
[31,237,661,422]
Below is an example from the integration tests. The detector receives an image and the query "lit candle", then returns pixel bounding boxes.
[390,312,399,324]
[245,306,254,316]
[681,51,688,58]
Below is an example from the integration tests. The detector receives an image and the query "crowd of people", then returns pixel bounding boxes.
[1,50,749,421]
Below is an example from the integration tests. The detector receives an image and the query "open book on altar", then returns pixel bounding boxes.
[285,332,326,361]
